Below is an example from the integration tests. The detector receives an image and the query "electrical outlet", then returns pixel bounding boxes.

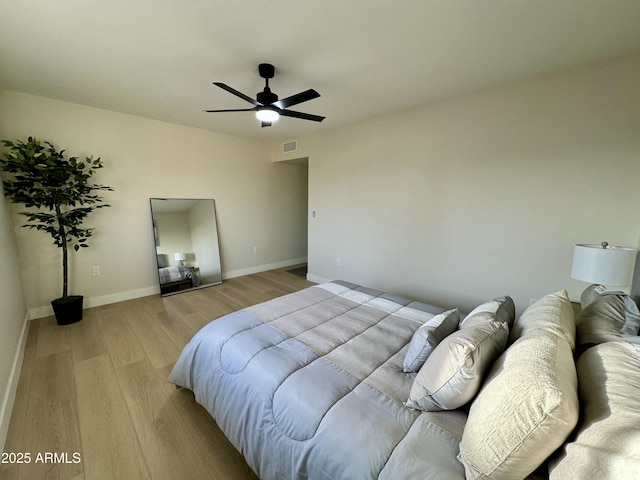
[253,246,258,254]
[336,257,341,266]
[92,266,101,276]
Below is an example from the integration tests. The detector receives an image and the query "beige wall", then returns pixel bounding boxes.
[154,211,194,262]
[0,182,29,448]
[7,49,636,449]
[275,53,640,315]
[189,200,222,282]
[2,52,639,321]
[0,90,309,317]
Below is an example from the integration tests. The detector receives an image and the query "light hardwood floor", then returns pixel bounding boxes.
[1,266,313,480]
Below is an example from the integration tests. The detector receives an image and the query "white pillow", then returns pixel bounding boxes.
[549,341,640,479]
[405,320,509,411]
[578,291,640,338]
[402,308,459,373]
[459,296,515,329]
[579,284,605,309]
[509,290,576,351]
[459,333,579,480]
[575,293,626,352]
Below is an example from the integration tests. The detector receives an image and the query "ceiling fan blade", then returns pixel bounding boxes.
[274,89,320,109]
[213,82,261,106]
[204,108,257,113]
[280,109,325,122]
[261,122,272,128]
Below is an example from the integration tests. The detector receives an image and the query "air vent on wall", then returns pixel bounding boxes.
[283,140,297,153]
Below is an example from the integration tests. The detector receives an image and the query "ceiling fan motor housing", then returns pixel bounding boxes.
[257,88,278,105]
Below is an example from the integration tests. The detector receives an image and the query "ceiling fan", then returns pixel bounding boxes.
[205,63,325,127]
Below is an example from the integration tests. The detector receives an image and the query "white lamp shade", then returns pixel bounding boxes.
[571,244,636,286]
[174,252,186,262]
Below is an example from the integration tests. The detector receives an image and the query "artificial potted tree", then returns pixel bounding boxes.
[0,137,113,325]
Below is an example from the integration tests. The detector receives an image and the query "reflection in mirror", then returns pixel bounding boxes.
[150,198,222,296]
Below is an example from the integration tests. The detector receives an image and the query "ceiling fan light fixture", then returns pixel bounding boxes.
[256,108,279,123]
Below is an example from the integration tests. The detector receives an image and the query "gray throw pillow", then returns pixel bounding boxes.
[405,320,509,411]
[620,296,640,335]
[403,308,459,373]
[459,296,515,329]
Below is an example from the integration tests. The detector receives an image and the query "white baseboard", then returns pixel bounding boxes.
[84,286,160,309]
[223,257,308,280]
[28,286,159,320]
[306,273,332,284]
[0,312,30,452]
[28,258,309,319]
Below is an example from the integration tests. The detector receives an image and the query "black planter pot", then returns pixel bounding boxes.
[51,295,84,325]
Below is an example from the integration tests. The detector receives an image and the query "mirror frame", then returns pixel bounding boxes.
[150,197,223,296]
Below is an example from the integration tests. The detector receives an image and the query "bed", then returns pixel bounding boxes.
[156,254,200,294]
[170,275,640,479]
[169,280,508,479]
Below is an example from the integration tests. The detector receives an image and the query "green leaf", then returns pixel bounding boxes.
[0,136,114,297]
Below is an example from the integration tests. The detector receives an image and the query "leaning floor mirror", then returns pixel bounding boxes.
[150,198,223,296]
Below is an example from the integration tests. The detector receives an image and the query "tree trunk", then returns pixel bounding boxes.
[55,204,68,299]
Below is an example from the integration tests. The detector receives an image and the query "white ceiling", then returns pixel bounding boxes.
[2,1,640,141]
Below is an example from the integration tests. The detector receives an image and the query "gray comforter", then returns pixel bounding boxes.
[158,265,200,286]
[169,281,467,479]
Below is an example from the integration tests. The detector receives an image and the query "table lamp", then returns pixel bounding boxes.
[571,241,636,306]
[174,252,186,266]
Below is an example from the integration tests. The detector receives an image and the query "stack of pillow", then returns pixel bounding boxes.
[404,296,514,411]
[402,290,582,480]
[459,290,579,479]
[549,287,640,479]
